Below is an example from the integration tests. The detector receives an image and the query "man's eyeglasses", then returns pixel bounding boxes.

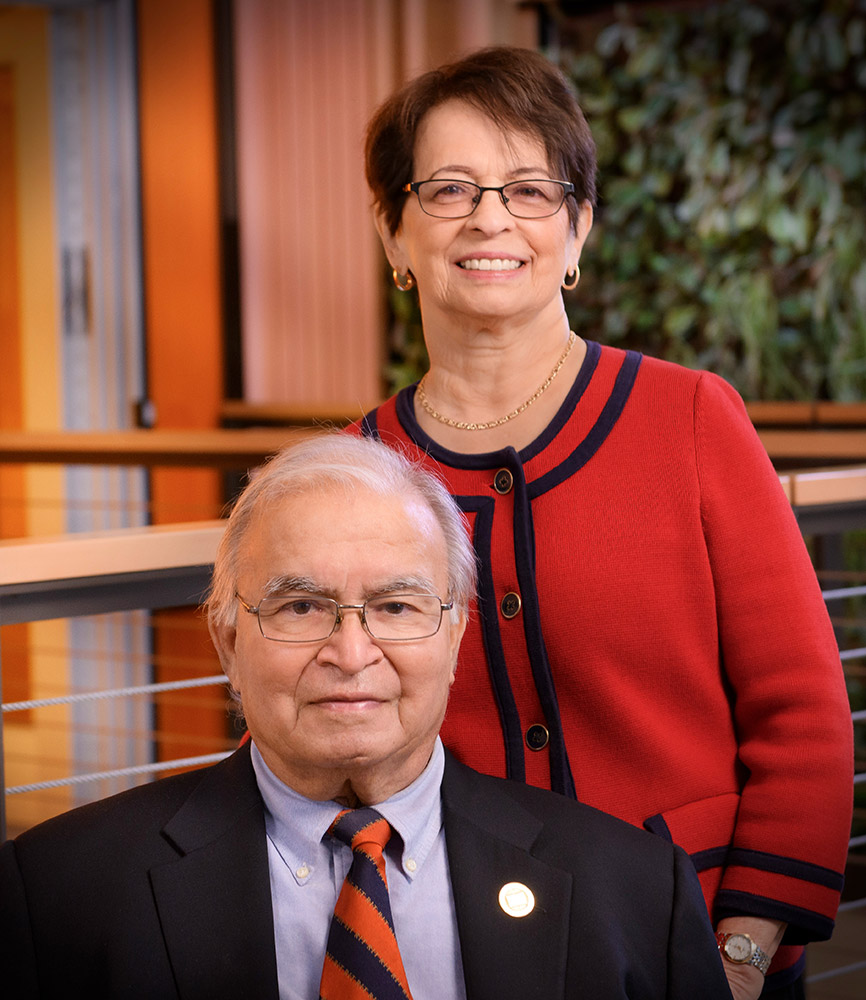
[403,178,575,220]
[236,592,453,643]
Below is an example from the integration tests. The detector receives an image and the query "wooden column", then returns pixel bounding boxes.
[137,0,228,758]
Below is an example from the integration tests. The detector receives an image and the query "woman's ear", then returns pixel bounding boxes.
[374,208,409,275]
[568,200,594,269]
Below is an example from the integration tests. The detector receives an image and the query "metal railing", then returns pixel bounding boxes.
[0,522,229,838]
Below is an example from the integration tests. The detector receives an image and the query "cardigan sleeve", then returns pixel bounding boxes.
[693,372,854,942]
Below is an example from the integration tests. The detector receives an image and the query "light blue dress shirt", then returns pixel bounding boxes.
[251,738,467,1000]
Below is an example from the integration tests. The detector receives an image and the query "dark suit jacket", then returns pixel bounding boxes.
[1,744,730,999]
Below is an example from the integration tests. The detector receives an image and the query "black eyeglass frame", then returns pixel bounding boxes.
[402,178,576,219]
[235,591,454,643]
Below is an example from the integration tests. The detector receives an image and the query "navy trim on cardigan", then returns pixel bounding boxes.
[457,493,526,783]
[715,890,836,943]
[529,349,642,499]
[519,338,601,462]
[726,847,845,891]
[643,813,672,840]
[510,453,576,798]
[690,846,731,873]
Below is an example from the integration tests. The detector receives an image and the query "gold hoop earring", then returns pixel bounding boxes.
[562,266,579,291]
[392,269,415,291]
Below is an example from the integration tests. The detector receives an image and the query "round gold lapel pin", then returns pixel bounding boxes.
[498,881,535,918]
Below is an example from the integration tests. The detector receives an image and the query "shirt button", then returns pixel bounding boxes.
[296,864,310,879]
[494,468,514,494]
[525,724,549,751]
[500,592,522,619]
[405,858,417,873]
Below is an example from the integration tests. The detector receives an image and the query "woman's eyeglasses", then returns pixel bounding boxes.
[403,178,575,220]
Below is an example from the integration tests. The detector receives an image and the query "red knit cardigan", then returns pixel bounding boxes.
[353,341,854,987]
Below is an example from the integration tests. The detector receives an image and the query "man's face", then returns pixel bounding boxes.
[213,485,465,801]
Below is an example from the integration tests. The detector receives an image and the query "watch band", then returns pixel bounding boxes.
[715,931,772,975]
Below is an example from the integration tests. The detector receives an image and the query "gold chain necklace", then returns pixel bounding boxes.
[415,331,576,431]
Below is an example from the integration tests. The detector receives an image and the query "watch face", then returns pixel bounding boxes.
[724,935,753,963]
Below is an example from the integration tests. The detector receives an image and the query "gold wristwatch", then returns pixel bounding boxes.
[715,931,772,975]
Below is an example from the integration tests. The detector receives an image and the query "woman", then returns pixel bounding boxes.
[355,47,853,1000]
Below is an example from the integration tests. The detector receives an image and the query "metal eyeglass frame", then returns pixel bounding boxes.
[235,592,454,642]
[402,178,575,219]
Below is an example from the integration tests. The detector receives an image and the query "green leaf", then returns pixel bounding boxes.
[664,304,699,337]
[616,105,650,133]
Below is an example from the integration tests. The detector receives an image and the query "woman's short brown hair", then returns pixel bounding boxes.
[365,46,597,235]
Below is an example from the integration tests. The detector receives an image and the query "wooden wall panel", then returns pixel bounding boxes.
[0,65,29,710]
[234,0,390,405]
[137,0,224,525]
[0,66,25,540]
[0,9,66,719]
[0,5,68,821]
[136,0,228,752]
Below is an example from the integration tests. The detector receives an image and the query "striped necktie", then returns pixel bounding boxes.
[319,807,414,1000]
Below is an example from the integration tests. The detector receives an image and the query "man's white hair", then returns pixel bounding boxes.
[206,432,477,631]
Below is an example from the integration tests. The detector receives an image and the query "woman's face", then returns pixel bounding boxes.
[378,99,592,330]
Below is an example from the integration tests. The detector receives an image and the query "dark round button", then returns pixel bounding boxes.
[493,468,514,494]
[500,591,522,619]
[525,724,549,751]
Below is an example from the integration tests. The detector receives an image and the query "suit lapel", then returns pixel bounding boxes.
[149,745,279,1000]
[442,754,571,1000]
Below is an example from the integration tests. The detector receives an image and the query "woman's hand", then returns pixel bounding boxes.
[721,961,765,1000]
[715,916,787,1000]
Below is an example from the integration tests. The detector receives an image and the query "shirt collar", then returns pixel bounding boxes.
[251,738,445,883]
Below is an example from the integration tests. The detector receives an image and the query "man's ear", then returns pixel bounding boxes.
[209,620,240,691]
[447,612,468,686]
[373,208,409,276]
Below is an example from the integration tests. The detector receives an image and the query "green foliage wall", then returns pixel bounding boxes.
[563,0,866,400]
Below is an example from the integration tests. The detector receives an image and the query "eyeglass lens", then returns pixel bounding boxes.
[255,594,445,641]
[415,179,568,219]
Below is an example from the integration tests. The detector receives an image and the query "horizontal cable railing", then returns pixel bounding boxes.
[0,521,234,839]
[6,751,233,796]
[1,673,229,714]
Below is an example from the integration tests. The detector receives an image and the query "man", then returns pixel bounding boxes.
[0,434,731,999]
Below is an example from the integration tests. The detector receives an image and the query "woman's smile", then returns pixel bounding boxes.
[455,255,525,272]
